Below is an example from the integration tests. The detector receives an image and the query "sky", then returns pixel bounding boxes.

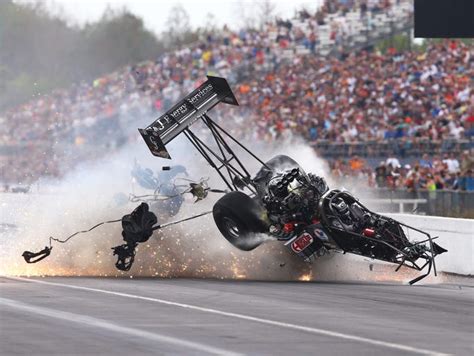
[17,0,323,35]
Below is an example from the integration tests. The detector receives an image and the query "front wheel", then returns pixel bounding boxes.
[213,191,268,251]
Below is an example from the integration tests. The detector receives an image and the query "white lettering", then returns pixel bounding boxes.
[150,82,214,132]
[170,104,188,119]
[153,115,172,131]
[188,84,213,105]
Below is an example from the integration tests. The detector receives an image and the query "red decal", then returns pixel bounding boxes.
[291,233,313,253]
[283,223,294,233]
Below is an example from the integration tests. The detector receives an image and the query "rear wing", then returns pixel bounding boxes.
[139,76,238,159]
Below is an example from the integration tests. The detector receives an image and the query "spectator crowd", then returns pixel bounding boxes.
[330,150,474,191]
[234,42,473,144]
[0,0,472,188]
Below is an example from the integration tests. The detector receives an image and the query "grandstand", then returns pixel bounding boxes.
[0,0,473,215]
[278,0,413,57]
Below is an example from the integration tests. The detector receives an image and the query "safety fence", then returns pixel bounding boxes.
[371,188,474,218]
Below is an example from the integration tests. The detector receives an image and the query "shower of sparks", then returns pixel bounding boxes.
[1,178,430,285]
[2,210,312,281]
[298,272,313,282]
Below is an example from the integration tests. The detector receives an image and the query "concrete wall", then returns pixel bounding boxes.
[389,214,473,275]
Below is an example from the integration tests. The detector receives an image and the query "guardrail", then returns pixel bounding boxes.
[371,188,474,218]
[365,198,427,213]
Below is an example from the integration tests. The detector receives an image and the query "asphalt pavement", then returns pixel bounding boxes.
[1,276,473,355]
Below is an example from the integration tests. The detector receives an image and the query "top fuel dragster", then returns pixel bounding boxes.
[22,76,446,284]
[126,76,446,284]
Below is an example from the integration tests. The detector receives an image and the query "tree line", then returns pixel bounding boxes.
[0,1,197,111]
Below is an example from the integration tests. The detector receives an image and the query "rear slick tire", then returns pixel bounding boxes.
[213,191,268,251]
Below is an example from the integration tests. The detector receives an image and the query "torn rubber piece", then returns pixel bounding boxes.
[22,246,52,264]
[121,202,158,244]
[112,243,136,271]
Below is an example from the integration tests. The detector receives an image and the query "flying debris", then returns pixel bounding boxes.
[22,246,52,264]
[22,202,211,271]
[128,162,224,216]
[129,162,188,217]
[189,182,208,202]
[113,203,157,271]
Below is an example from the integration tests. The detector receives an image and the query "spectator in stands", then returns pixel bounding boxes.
[405,164,420,191]
[349,155,365,172]
[374,162,388,188]
[442,152,460,173]
[419,154,432,169]
[386,155,401,169]
[466,170,474,191]
[459,150,474,191]
[341,151,474,192]
[444,172,460,190]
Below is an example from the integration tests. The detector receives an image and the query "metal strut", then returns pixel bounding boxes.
[182,113,267,195]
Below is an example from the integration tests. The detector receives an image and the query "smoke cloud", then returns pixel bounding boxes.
[0,130,426,284]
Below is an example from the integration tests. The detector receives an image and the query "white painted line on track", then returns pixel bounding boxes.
[0,296,241,356]
[6,276,449,356]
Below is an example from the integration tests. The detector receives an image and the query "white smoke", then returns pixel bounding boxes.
[0,135,316,277]
[0,128,423,284]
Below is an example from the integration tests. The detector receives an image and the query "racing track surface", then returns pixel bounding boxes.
[1,276,473,355]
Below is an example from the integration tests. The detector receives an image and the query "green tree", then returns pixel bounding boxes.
[0,1,165,111]
[257,0,276,29]
[164,4,195,49]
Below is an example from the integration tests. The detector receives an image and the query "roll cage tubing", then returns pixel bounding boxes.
[319,190,439,285]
